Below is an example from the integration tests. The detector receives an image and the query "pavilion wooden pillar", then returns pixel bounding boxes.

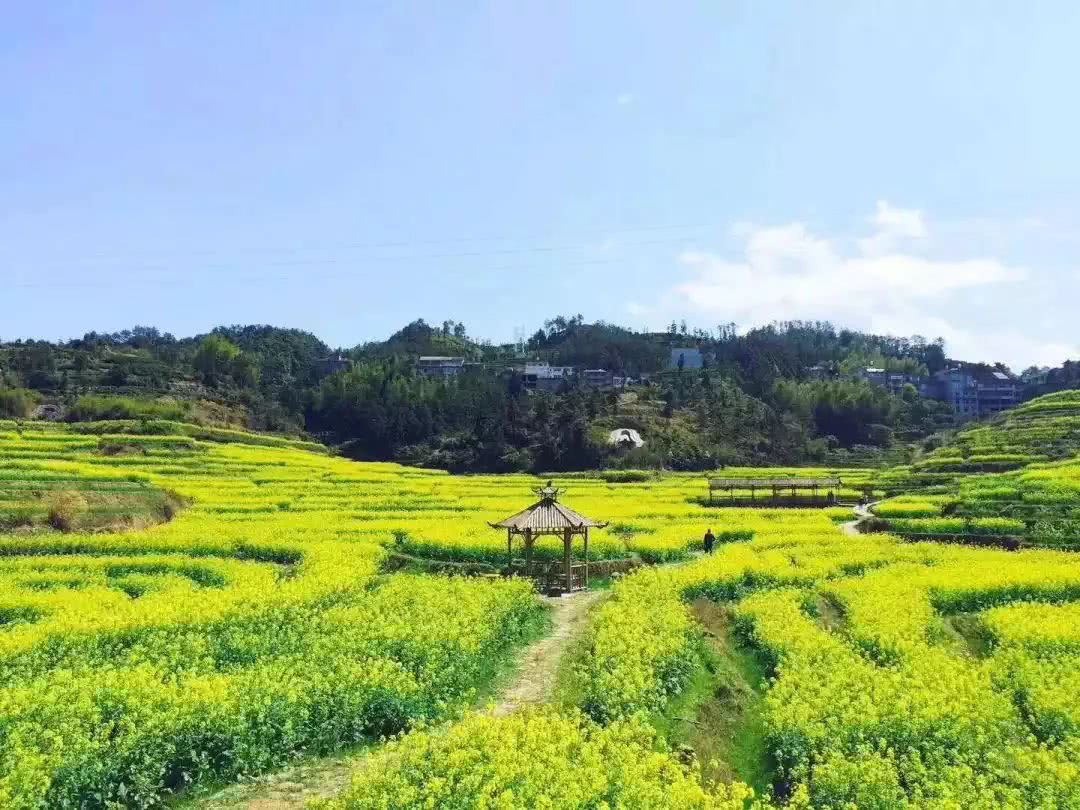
[563,527,573,593]
[583,527,589,588]
[489,484,605,595]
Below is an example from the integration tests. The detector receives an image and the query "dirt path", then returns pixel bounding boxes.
[841,502,875,536]
[175,751,368,810]
[491,589,605,716]
[180,589,605,809]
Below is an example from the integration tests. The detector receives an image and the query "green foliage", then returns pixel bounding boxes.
[0,388,39,418]
[192,334,242,384]
[0,316,1018,472]
[527,317,669,375]
[67,394,190,422]
[773,379,900,447]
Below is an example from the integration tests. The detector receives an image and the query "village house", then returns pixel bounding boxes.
[417,356,465,378]
[522,362,575,391]
[320,353,352,375]
[930,365,1019,418]
[859,367,929,396]
[581,368,614,388]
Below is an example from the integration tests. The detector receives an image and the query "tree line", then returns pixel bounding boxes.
[1,318,1071,472]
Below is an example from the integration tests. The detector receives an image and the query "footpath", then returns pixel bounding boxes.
[185,588,607,809]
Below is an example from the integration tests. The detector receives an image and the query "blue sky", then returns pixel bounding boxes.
[3,2,1080,369]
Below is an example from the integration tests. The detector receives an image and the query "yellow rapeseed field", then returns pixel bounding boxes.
[4,422,1080,807]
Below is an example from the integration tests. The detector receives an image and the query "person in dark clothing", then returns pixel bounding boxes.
[703,528,715,554]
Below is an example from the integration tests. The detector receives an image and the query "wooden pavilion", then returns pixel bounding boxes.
[707,476,842,506]
[489,482,606,595]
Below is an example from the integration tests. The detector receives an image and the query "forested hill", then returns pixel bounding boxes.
[1,318,1076,473]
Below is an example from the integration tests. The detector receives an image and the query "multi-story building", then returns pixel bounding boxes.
[320,354,352,375]
[859,367,928,396]
[581,368,614,388]
[523,362,575,391]
[417,356,465,378]
[930,365,1019,417]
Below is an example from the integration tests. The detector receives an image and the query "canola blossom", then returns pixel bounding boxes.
[0,425,546,807]
[569,509,1080,807]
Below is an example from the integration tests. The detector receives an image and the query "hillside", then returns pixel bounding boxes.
[1,318,986,472]
[873,391,1080,548]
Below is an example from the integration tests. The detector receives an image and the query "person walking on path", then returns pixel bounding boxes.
[703,528,715,554]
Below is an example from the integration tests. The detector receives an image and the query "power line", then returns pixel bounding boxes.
[22,220,720,266]
[8,231,704,288]
[7,256,646,290]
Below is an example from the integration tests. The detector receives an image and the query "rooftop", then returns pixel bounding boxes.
[708,477,842,489]
[490,484,606,534]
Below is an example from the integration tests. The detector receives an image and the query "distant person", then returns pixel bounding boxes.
[703,528,715,554]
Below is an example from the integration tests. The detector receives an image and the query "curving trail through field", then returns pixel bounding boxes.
[183,588,607,810]
[840,502,875,536]
[491,589,606,716]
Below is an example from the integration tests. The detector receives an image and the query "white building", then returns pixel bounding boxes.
[523,362,575,391]
[418,356,465,378]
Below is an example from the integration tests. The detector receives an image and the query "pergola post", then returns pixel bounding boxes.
[563,527,572,593]
[524,528,533,580]
[507,527,513,570]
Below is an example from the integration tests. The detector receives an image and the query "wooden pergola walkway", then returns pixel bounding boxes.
[707,476,843,506]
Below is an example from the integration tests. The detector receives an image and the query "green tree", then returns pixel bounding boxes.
[193,335,241,385]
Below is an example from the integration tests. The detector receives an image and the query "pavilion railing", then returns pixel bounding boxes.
[509,559,587,593]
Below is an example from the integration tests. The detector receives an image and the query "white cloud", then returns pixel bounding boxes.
[868,310,1078,370]
[664,201,1080,369]
[616,93,635,106]
[857,200,927,256]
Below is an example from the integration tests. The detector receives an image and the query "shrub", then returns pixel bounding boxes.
[0,388,40,418]
[599,469,654,483]
[67,395,190,423]
[46,492,89,532]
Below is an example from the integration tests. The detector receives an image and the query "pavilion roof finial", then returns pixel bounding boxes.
[489,481,606,534]
[536,479,559,501]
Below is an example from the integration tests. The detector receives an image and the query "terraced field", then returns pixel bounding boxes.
[0,423,548,808]
[873,391,1080,549]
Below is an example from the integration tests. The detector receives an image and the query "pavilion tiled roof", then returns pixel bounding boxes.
[490,486,605,533]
